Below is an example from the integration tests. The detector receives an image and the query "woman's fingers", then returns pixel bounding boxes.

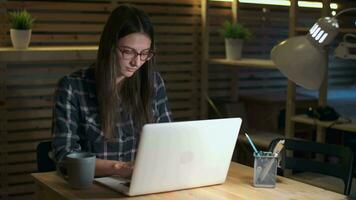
[112,161,134,178]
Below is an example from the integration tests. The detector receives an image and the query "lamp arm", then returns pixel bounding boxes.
[334,8,356,18]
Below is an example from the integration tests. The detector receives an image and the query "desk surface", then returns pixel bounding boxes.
[31,162,346,200]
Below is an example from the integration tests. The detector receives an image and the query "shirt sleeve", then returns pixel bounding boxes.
[154,72,173,122]
[52,76,81,163]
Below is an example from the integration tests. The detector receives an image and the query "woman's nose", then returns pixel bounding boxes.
[130,55,142,67]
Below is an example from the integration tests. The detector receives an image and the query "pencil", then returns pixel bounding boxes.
[245,133,260,156]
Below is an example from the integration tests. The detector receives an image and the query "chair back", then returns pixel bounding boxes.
[36,141,56,172]
[269,138,354,195]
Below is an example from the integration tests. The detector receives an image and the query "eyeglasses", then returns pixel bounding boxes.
[117,46,155,61]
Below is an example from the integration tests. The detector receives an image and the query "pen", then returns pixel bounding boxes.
[272,140,285,156]
[245,133,260,156]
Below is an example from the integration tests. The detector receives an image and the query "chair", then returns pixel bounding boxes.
[36,141,56,172]
[269,138,354,195]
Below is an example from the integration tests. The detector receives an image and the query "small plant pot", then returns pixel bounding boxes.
[225,38,243,60]
[10,29,32,49]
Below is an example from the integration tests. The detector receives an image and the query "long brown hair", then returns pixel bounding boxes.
[95,4,155,138]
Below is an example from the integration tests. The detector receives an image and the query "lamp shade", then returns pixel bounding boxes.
[271,17,339,90]
[271,36,326,90]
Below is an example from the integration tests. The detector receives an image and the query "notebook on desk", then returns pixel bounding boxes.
[95,118,242,196]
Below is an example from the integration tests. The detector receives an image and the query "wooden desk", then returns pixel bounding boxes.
[31,162,346,200]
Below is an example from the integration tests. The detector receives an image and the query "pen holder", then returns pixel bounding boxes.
[253,151,277,188]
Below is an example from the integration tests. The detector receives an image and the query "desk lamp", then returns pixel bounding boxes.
[271,8,356,90]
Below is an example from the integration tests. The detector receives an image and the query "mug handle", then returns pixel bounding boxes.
[56,158,69,180]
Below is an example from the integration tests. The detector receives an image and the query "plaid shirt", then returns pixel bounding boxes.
[52,67,172,163]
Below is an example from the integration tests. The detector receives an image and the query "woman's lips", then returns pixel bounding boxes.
[126,67,136,72]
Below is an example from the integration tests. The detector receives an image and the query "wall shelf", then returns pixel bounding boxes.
[291,114,356,133]
[208,58,276,69]
[0,46,97,63]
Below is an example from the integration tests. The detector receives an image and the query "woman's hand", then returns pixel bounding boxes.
[113,161,134,178]
[95,159,134,178]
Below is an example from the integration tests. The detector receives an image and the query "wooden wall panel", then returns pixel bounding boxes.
[207,1,356,99]
[1,0,355,199]
[0,0,201,199]
[2,61,86,199]
[0,63,8,200]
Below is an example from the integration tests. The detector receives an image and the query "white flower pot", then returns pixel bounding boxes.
[225,38,243,60]
[10,29,32,49]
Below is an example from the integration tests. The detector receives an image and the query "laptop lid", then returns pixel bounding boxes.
[129,118,242,196]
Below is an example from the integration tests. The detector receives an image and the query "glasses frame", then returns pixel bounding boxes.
[117,46,155,62]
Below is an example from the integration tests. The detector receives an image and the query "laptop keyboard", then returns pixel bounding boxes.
[122,182,131,187]
[110,176,131,187]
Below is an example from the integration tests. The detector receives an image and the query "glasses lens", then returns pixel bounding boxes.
[121,49,136,60]
[141,51,154,61]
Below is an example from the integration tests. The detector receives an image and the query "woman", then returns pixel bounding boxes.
[52,4,172,178]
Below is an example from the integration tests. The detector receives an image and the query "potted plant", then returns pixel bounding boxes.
[8,10,35,49]
[220,20,251,60]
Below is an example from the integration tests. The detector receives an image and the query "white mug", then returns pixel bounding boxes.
[334,33,356,60]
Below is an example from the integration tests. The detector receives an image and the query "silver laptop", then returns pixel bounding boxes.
[95,118,242,196]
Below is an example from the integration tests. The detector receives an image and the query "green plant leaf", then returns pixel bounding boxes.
[8,10,35,30]
[219,20,251,40]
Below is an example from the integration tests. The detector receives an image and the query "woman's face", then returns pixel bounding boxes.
[116,32,152,81]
